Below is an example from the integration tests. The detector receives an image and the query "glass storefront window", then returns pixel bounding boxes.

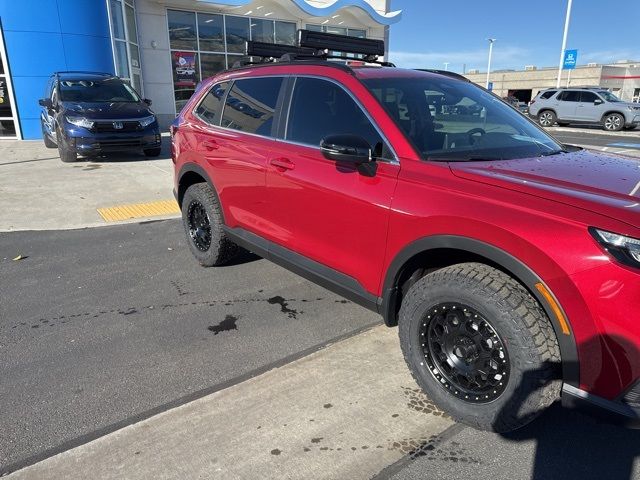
[168,10,197,51]
[225,16,249,54]
[198,13,225,52]
[325,26,347,36]
[251,19,274,44]
[129,44,140,69]
[125,4,138,43]
[348,29,366,38]
[275,21,296,45]
[110,0,125,40]
[201,53,226,79]
[114,41,129,78]
[172,51,199,113]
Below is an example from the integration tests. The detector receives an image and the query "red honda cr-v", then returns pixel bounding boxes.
[172,33,640,432]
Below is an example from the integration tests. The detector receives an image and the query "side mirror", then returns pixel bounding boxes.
[39,98,53,109]
[143,98,152,106]
[320,134,372,164]
[594,98,604,105]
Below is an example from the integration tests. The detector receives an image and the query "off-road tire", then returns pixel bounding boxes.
[181,182,239,267]
[398,262,561,433]
[537,110,556,127]
[603,113,624,132]
[143,147,162,157]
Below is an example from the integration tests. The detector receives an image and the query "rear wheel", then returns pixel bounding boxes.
[398,262,561,432]
[603,113,624,131]
[181,183,239,267]
[537,110,556,127]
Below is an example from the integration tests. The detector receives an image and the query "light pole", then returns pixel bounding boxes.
[486,38,496,89]
[443,62,450,71]
[556,0,573,88]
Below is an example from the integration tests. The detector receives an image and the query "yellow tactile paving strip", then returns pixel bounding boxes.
[97,199,180,222]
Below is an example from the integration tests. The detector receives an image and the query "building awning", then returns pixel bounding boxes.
[193,0,402,26]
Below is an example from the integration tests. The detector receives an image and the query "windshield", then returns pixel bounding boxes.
[59,79,140,103]
[598,90,621,102]
[362,76,564,161]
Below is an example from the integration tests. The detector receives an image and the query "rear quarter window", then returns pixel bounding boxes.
[220,77,283,136]
[194,81,229,125]
[540,90,557,99]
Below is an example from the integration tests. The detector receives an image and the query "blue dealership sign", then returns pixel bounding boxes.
[563,49,578,70]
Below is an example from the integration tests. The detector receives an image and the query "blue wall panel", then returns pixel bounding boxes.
[0,0,114,139]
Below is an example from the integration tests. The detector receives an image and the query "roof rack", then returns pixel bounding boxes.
[236,29,394,69]
[415,69,470,82]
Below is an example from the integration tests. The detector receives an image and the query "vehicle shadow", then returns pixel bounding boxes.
[220,249,262,267]
[82,138,171,163]
[496,333,640,480]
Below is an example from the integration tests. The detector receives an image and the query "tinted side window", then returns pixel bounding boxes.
[221,77,283,136]
[540,90,557,99]
[558,91,580,102]
[195,81,229,125]
[287,77,391,159]
[580,91,598,103]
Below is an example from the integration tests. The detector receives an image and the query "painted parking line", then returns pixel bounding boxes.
[6,326,454,480]
[97,199,180,222]
[607,142,640,149]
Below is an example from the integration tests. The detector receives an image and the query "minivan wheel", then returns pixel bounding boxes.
[181,183,239,267]
[603,113,624,131]
[537,110,556,127]
[57,131,77,163]
[41,121,56,148]
[398,262,561,433]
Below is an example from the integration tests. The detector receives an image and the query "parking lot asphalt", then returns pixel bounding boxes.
[0,219,384,473]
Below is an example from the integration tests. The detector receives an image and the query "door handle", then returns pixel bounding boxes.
[270,157,295,171]
[202,140,219,151]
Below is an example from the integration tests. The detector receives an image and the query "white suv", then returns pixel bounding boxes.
[529,88,640,131]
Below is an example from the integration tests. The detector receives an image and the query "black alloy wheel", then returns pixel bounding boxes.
[187,200,212,252]
[422,302,509,403]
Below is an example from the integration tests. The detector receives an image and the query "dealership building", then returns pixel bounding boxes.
[465,60,640,104]
[0,0,400,140]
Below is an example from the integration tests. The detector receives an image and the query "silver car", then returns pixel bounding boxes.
[529,87,640,131]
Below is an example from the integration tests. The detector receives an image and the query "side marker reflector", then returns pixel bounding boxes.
[535,282,571,336]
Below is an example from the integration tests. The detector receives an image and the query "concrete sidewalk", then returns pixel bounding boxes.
[0,137,178,231]
[6,326,453,480]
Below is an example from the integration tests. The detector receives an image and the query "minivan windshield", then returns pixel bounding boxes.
[59,79,140,103]
[362,76,564,161]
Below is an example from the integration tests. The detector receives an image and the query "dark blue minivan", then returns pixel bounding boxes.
[39,72,161,162]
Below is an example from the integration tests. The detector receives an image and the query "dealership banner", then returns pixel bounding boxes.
[173,52,197,87]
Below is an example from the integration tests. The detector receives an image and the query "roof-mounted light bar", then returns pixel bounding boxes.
[298,29,385,57]
[245,41,316,59]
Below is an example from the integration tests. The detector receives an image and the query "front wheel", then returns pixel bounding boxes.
[537,110,556,127]
[398,262,561,433]
[181,183,239,267]
[57,133,77,163]
[603,113,624,131]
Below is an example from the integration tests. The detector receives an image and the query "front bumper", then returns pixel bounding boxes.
[62,123,161,154]
[563,384,640,428]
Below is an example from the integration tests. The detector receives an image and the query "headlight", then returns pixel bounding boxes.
[590,227,640,268]
[139,115,156,128]
[65,115,94,129]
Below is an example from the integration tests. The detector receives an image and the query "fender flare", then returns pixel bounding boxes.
[381,235,579,387]
[176,162,215,207]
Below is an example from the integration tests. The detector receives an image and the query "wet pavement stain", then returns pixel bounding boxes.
[311,437,323,444]
[267,296,298,319]
[208,315,239,335]
[270,449,282,456]
[402,386,449,418]
[323,403,333,409]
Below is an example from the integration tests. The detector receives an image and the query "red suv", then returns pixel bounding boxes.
[172,33,640,432]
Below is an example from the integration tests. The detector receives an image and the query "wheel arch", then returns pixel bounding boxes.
[601,110,626,121]
[177,163,215,208]
[380,235,579,386]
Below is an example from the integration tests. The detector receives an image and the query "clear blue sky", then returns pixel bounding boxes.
[388,0,640,73]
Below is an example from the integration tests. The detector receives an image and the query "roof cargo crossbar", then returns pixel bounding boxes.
[298,29,385,57]
[415,69,470,82]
